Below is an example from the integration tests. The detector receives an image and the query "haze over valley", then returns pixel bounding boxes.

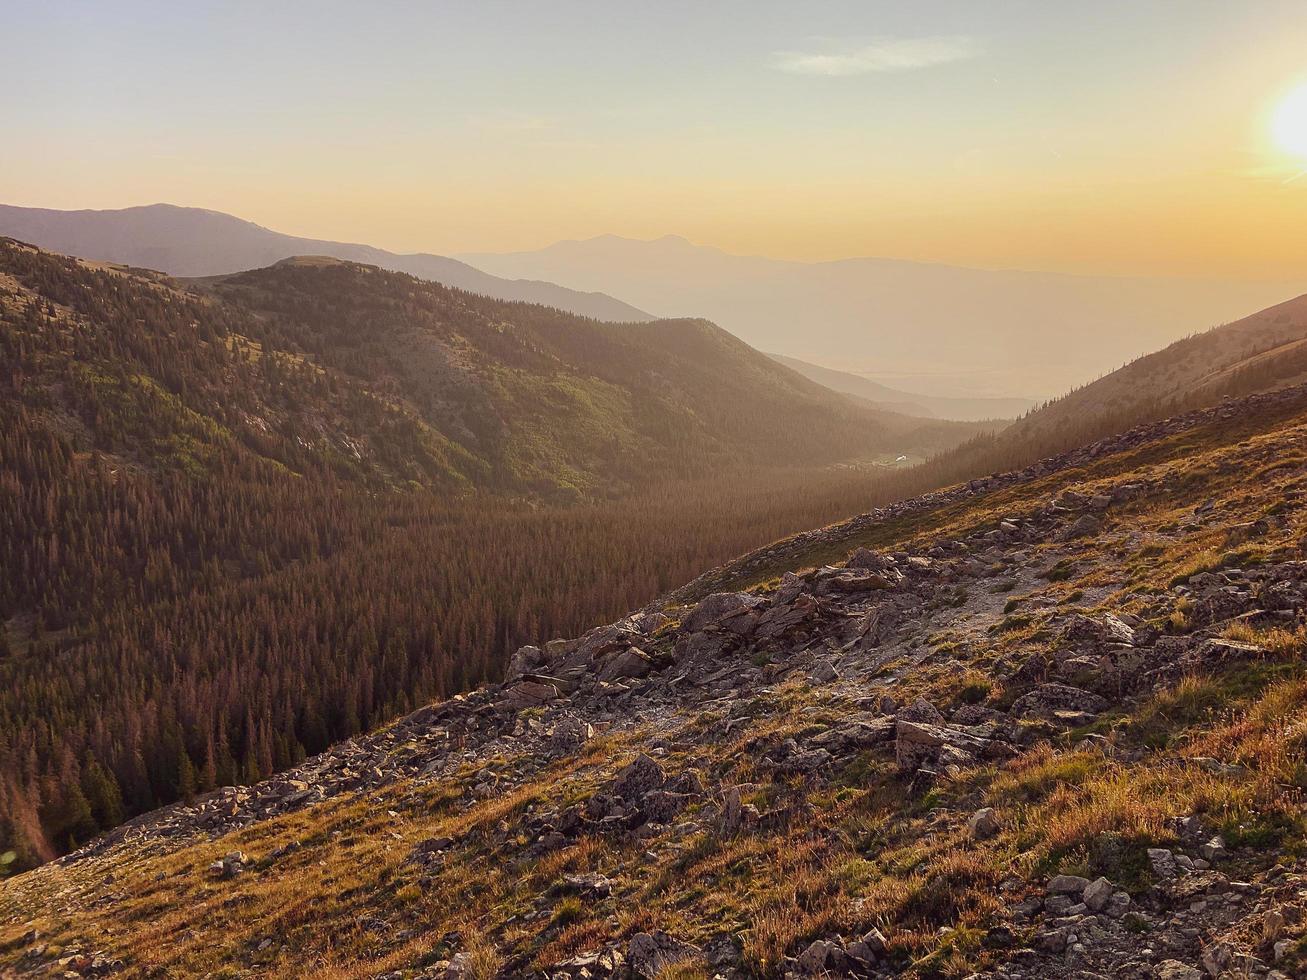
[463,234,1307,399]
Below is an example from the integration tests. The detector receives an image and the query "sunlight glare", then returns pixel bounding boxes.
[1272,82,1307,160]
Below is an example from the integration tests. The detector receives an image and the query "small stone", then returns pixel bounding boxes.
[1081,876,1113,912]
[808,658,840,684]
[1148,848,1179,879]
[968,807,1000,840]
[1198,835,1227,862]
[796,939,836,974]
[1047,874,1092,895]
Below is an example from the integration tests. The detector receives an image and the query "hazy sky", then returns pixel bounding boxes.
[7,1,1307,277]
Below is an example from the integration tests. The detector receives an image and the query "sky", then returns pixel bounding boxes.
[6,0,1307,278]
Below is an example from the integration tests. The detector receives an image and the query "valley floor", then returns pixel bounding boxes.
[5,386,1307,979]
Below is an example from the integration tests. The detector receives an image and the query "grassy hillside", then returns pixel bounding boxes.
[5,379,1304,980]
[200,257,982,496]
[1010,291,1307,445]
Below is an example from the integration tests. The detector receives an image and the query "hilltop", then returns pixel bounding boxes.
[0,204,652,322]
[5,380,1305,979]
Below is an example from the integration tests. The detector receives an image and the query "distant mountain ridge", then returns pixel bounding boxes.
[767,352,1034,421]
[1006,290,1307,444]
[460,234,1307,399]
[0,203,653,322]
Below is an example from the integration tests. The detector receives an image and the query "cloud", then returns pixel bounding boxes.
[773,36,981,76]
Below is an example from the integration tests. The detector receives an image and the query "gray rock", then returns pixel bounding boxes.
[501,678,560,711]
[627,931,700,978]
[1047,874,1092,895]
[612,754,665,801]
[1155,961,1204,980]
[596,646,654,682]
[1082,876,1113,912]
[1010,683,1108,718]
[897,697,945,724]
[808,658,840,684]
[1198,835,1227,862]
[1061,513,1102,540]
[1148,848,1179,879]
[968,807,1001,840]
[680,592,764,633]
[505,644,544,681]
[796,938,837,974]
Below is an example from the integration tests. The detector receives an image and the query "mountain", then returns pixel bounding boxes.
[768,352,1035,421]
[912,289,1307,483]
[460,234,1307,400]
[0,239,992,871]
[0,203,653,322]
[1008,290,1307,443]
[7,378,1306,979]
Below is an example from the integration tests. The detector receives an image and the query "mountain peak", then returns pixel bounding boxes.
[0,202,653,322]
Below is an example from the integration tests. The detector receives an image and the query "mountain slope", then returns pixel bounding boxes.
[0,239,992,872]
[195,257,982,494]
[6,381,1305,979]
[461,234,1306,400]
[1007,291,1307,444]
[1,240,970,499]
[0,203,653,322]
[768,353,1034,421]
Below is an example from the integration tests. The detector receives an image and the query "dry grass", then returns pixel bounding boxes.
[6,398,1307,979]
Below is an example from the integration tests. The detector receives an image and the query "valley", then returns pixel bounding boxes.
[5,376,1305,979]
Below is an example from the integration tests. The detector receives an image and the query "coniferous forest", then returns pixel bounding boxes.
[0,240,999,867]
[0,238,1265,870]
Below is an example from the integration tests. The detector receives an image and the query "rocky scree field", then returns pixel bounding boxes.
[4,385,1307,980]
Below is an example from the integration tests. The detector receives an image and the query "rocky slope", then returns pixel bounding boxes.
[3,384,1307,979]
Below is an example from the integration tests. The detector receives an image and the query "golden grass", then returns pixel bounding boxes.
[7,398,1307,978]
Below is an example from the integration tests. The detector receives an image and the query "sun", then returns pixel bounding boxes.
[1272,82,1307,160]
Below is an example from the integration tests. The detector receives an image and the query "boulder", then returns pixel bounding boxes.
[680,592,765,633]
[824,568,902,592]
[1059,613,1135,649]
[1154,960,1204,980]
[505,644,544,681]
[847,548,897,572]
[753,592,819,639]
[572,623,643,664]
[597,646,654,682]
[1047,873,1092,895]
[1082,876,1113,911]
[1060,513,1102,540]
[1148,847,1179,879]
[501,679,560,711]
[808,658,840,684]
[1010,683,1108,718]
[894,720,989,772]
[796,938,837,974]
[612,754,665,801]
[897,698,944,724]
[548,716,594,752]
